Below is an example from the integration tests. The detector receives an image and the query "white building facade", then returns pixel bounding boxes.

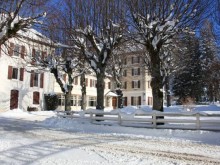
[0,30,55,111]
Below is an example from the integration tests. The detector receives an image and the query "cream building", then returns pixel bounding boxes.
[120,51,153,107]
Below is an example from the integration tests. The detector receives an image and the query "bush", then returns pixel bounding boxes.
[44,93,58,111]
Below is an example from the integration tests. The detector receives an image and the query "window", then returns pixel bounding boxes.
[90,79,96,87]
[14,44,20,56]
[8,66,24,81]
[132,68,140,76]
[73,77,78,85]
[132,56,140,64]
[12,68,18,79]
[8,43,25,59]
[30,71,44,88]
[123,97,127,106]
[35,50,41,58]
[34,73,39,87]
[88,97,96,106]
[123,70,127,77]
[124,58,127,65]
[58,94,65,106]
[132,80,141,89]
[33,92,40,104]
[78,96,82,106]
[131,96,141,106]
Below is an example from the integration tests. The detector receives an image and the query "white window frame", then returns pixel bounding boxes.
[133,80,139,89]
[88,97,96,107]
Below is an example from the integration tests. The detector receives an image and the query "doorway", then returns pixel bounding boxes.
[10,90,19,110]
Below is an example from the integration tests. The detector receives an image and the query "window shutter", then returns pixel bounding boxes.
[30,71,34,87]
[20,68,24,81]
[108,82,111,89]
[138,80,141,88]
[75,77,78,85]
[31,49,35,64]
[124,58,127,65]
[63,74,66,82]
[132,68,134,76]
[124,97,127,106]
[132,81,134,88]
[131,57,134,64]
[33,91,40,104]
[90,79,92,87]
[40,73,44,88]
[21,46,25,59]
[124,82,127,89]
[9,43,14,56]
[86,78,88,86]
[8,66,13,79]
[138,68,140,75]
[138,56,140,63]
[42,51,46,60]
[138,96,141,105]
[131,97,134,105]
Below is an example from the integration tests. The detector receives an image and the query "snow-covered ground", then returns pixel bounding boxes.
[0,105,220,165]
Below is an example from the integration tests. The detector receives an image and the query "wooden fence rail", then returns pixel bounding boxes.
[56,109,220,131]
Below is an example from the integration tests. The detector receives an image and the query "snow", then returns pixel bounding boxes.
[0,106,220,165]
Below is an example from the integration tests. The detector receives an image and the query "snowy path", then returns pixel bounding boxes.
[0,112,220,164]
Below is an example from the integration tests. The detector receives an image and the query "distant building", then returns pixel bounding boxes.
[0,29,55,111]
[111,48,153,108]
[54,73,115,110]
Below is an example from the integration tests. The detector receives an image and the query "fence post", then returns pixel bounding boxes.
[153,112,157,128]
[90,112,93,123]
[196,113,200,130]
[118,114,122,125]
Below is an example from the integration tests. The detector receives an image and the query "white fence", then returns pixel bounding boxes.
[56,109,220,131]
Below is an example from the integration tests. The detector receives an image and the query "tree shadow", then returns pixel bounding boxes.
[0,117,125,165]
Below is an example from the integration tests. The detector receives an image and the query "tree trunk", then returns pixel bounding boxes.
[150,57,164,112]
[65,88,72,111]
[96,72,105,110]
[80,73,87,110]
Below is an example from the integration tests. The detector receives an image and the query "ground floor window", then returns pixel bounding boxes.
[58,94,84,107]
[131,96,141,106]
[58,94,65,106]
[88,97,96,106]
[78,96,82,106]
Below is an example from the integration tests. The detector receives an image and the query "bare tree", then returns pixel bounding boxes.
[127,0,213,111]
[0,0,48,45]
[70,0,127,110]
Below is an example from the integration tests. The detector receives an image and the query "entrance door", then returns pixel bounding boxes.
[112,97,117,109]
[10,90,19,110]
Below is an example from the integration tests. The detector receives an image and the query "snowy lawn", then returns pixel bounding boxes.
[0,106,220,165]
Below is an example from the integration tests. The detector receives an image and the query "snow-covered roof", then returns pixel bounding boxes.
[17,28,55,46]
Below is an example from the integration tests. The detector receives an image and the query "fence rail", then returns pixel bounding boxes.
[56,109,220,131]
